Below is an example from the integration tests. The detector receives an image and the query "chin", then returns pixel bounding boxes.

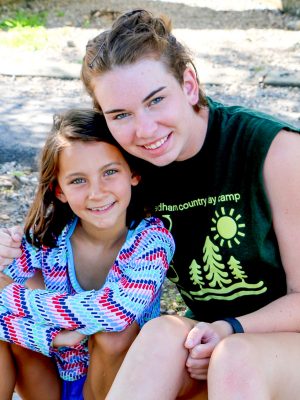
[148,153,178,167]
[150,159,173,167]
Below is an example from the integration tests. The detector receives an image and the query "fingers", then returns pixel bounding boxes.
[185,321,217,349]
[0,226,23,268]
[185,340,217,380]
[0,247,22,268]
[184,322,223,381]
[185,323,204,349]
[4,226,23,245]
[189,340,216,359]
[186,355,210,380]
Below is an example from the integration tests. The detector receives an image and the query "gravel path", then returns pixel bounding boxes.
[0,0,299,168]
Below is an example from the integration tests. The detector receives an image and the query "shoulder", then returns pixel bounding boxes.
[126,217,175,253]
[132,217,173,237]
[209,98,297,135]
[263,130,300,214]
[54,218,77,246]
[262,130,300,281]
[264,130,300,176]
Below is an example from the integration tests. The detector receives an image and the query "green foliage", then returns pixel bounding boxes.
[11,170,25,177]
[82,19,90,28]
[0,9,47,30]
[55,10,65,18]
[0,26,49,50]
[0,9,49,50]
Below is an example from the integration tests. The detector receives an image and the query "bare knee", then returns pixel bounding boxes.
[133,315,195,374]
[89,322,139,358]
[208,335,265,398]
[138,315,194,347]
[212,334,255,366]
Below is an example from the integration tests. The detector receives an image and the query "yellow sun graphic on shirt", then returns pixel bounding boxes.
[210,207,245,248]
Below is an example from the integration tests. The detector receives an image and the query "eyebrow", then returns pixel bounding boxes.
[104,86,166,115]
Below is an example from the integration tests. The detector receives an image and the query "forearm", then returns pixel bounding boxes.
[0,269,165,334]
[0,224,174,333]
[0,306,60,356]
[237,293,300,333]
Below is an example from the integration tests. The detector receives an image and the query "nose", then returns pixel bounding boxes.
[135,112,158,139]
[88,178,106,199]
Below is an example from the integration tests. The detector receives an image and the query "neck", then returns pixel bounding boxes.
[177,106,209,161]
[75,219,128,249]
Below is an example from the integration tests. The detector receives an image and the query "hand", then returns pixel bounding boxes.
[0,272,14,290]
[184,321,232,380]
[0,226,23,270]
[53,330,86,348]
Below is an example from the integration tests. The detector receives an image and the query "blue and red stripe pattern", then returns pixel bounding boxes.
[0,217,175,380]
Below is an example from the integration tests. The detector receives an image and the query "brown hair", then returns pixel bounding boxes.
[81,9,207,112]
[25,108,144,248]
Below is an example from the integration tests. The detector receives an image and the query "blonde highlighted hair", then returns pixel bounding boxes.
[81,9,207,112]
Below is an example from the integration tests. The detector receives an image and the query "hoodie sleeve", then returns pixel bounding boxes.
[0,222,175,335]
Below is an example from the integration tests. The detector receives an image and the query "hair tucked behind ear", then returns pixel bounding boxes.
[81,8,207,112]
[25,108,145,248]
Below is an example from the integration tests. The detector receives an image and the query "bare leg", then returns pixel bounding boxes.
[1,271,60,399]
[84,322,140,399]
[106,315,206,400]
[11,344,61,400]
[0,341,16,400]
[208,332,300,400]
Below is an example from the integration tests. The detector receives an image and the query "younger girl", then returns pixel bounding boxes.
[0,108,175,400]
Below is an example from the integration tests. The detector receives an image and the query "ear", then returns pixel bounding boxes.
[54,184,68,203]
[131,172,141,187]
[182,67,199,106]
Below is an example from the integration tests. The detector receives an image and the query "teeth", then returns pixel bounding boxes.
[144,135,168,150]
[89,203,113,211]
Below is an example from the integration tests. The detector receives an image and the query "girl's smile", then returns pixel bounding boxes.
[56,141,139,236]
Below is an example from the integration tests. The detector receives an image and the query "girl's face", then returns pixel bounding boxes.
[56,141,139,234]
[92,59,202,166]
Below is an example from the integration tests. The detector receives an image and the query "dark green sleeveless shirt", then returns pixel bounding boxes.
[142,98,300,322]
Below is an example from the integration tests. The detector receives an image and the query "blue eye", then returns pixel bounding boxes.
[71,178,85,184]
[150,96,164,106]
[114,112,130,120]
[104,169,118,176]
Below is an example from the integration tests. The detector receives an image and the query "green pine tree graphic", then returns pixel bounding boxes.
[203,236,232,288]
[189,259,204,287]
[228,256,248,282]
